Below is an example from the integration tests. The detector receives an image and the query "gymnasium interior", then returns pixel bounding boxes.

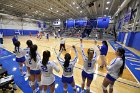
[0,0,140,93]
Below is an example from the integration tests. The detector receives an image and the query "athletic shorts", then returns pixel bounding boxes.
[16,56,25,63]
[62,75,73,84]
[106,74,116,82]
[30,70,41,75]
[82,70,94,80]
[41,75,55,86]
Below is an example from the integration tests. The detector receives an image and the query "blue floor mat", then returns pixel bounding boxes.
[0,48,86,93]
[109,41,140,83]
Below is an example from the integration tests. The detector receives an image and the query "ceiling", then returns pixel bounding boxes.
[0,0,124,21]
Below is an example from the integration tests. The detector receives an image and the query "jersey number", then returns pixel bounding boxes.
[88,63,92,67]
[41,66,48,72]
[29,59,32,64]
[64,68,71,72]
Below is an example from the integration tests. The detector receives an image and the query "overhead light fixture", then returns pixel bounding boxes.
[48,9,51,10]
[50,8,53,10]
[80,11,82,13]
[56,10,59,12]
[106,7,109,10]
[107,1,110,4]
[73,2,75,5]
[104,15,106,17]
[76,7,79,9]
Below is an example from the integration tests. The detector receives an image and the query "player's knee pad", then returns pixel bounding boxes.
[38,81,41,87]
[109,84,113,89]
[73,86,76,89]
[30,81,35,86]
[19,67,22,70]
[86,86,90,90]
[81,80,85,85]
[63,88,67,91]
[102,85,107,90]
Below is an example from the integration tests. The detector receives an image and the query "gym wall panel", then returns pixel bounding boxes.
[125,32,135,47]
[123,33,128,44]
[120,32,125,43]
[117,32,122,41]
[132,32,140,51]
[0,29,39,36]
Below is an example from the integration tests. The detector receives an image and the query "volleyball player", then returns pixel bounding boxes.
[24,40,33,76]
[26,44,42,93]
[38,50,60,93]
[14,41,26,75]
[80,39,97,93]
[57,45,78,93]
[12,35,18,53]
[24,40,33,87]
[59,37,66,51]
[0,32,3,47]
[97,41,108,68]
[102,47,125,93]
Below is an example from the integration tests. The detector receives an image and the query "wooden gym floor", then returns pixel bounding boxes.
[1,36,140,93]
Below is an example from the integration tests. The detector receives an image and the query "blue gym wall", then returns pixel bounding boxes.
[118,32,140,51]
[0,29,39,36]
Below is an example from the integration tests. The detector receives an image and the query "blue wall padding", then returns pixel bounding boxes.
[120,32,125,43]
[97,17,110,28]
[0,29,39,36]
[131,32,140,51]
[117,32,122,41]
[125,32,135,47]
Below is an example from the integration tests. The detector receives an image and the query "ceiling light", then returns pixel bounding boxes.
[48,9,51,10]
[56,10,59,12]
[50,8,53,10]
[76,7,79,9]
[104,15,106,17]
[106,7,109,10]
[69,4,72,6]
[80,11,82,13]
[73,2,75,5]
[107,1,110,4]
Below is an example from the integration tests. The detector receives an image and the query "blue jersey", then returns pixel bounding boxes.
[100,45,108,56]
[12,37,18,44]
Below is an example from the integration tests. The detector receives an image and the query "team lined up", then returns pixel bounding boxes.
[13,38,125,93]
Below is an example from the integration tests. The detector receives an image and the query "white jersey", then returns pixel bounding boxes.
[15,47,26,58]
[38,61,60,77]
[26,53,41,70]
[57,48,78,77]
[107,57,123,79]
[60,39,65,44]
[80,44,97,74]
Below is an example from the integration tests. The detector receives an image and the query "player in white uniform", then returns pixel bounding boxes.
[57,45,78,93]
[24,40,33,76]
[38,50,60,93]
[102,47,125,93]
[80,39,97,93]
[26,44,42,93]
[14,41,26,75]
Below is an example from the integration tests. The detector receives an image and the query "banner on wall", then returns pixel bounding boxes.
[117,19,122,30]
[97,17,110,28]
